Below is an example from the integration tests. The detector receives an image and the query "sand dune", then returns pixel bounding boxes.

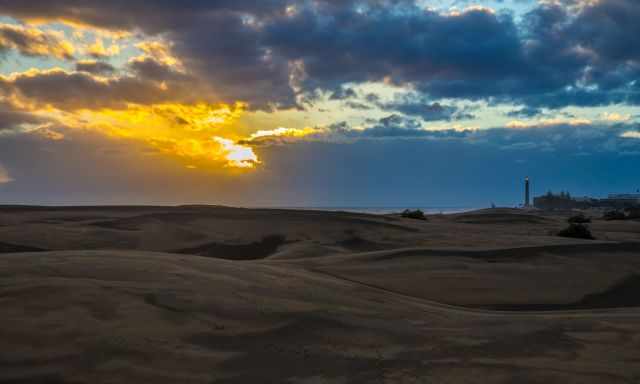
[0,206,639,383]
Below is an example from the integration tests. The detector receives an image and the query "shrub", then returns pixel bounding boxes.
[568,214,591,224]
[624,207,640,219]
[401,209,427,221]
[603,210,626,221]
[557,223,595,240]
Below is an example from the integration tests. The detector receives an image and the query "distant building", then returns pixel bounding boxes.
[607,193,640,200]
[534,191,640,210]
[533,191,579,210]
[524,177,530,207]
[600,194,640,208]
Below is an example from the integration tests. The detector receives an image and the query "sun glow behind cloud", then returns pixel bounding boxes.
[248,127,319,141]
[45,102,261,169]
[212,137,259,168]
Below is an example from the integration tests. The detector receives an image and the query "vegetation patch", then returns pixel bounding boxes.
[557,224,594,240]
[401,209,427,221]
[567,214,591,224]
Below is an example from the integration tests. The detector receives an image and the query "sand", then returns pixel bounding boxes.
[0,205,639,383]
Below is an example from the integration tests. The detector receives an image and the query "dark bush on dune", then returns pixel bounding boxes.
[625,207,640,220]
[401,209,427,221]
[568,214,591,224]
[603,210,626,221]
[557,223,595,240]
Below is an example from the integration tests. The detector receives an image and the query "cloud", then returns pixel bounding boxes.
[85,37,119,58]
[127,56,185,82]
[255,117,640,159]
[263,5,524,105]
[602,112,632,122]
[0,100,46,131]
[212,137,260,168]
[0,163,11,183]
[329,87,357,100]
[75,60,115,75]
[621,131,640,139]
[2,0,640,179]
[0,23,74,59]
[2,116,640,205]
[505,118,592,129]
[1,1,639,111]
[53,102,256,168]
[0,66,258,169]
[506,107,543,118]
[135,40,181,68]
[34,126,64,141]
[0,65,209,110]
[240,126,321,146]
[379,98,476,122]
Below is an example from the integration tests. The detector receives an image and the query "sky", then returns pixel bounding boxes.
[0,0,639,207]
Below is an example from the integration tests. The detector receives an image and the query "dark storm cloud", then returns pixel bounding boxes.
[0,0,414,31]
[1,0,639,110]
[75,60,115,75]
[0,1,284,33]
[168,12,296,110]
[0,62,209,110]
[263,5,524,96]
[506,107,542,118]
[379,99,475,121]
[325,115,473,140]
[126,56,186,82]
[567,0,640,63]
[1,69,163,109]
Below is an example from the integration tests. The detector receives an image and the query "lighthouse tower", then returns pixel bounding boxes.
[524,177,530,208]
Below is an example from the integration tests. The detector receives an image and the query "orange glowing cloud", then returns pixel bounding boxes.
[36,101,261,169]
[1,65,261,169]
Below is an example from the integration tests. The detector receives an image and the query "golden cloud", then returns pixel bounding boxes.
[0,65,262,169]
[86,37,120,58]
[0,23,74,60]
[0,66,201,110]
[136,40,182,69]
[50,102,260,169]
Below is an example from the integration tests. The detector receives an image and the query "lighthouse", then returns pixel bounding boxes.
[524,177,530,208]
